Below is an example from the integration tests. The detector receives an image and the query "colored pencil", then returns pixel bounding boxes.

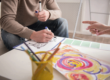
[47,48,59,60]
[23,43,51,74]
[25,50,38,61]
[21,46,38,61]
[47,42,61,60]
[41,52,48,61]
[24,42,41,61]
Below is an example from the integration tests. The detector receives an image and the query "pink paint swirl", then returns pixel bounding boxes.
[57,56,93,70]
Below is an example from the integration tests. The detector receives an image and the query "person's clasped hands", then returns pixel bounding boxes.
[82,21,110,35]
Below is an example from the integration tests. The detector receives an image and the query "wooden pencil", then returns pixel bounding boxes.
[41,52,48,61]
[47,42,61,60]
[47,48,59,60]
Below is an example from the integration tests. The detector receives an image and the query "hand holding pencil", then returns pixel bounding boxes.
[35,1,50,22]
[30,29,54,43]
[35,10,50,22]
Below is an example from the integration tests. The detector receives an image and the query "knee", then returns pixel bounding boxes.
[1,30,24,50]
[56,18,68,30]
[57,18,68,25]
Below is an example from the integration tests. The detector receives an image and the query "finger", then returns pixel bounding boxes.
[92,29,100,32]
[82,21,97,24]
[35,13,39,18]
[43,36,52,42]
[38,11,44,16]
[38,15,45,18]
[86,26,93,30]
[38,17,45,20]
[35,11,44,18]
[38,17,46,21]
[98,29,109,35]
[46,30,53,35]
[86,27,89,30]
[38,15,47,21]
[87,25,98,30]
[43,29,54,37]
[37,12,45,17]
[92,29,96,31]
[46,34,53,39]
[46,37,52,41]
[90,29,96,34]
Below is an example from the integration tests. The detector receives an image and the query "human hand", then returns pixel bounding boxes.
[35,10,50,22]
[82,21,110,35]
[97,28,110,35]
[30,30,54,43]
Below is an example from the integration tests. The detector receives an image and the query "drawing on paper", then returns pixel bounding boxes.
[27,40,48,49]
[49,45,110,80]
[26,39,56,49]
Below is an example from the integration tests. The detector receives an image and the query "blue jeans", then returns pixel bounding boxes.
[1,18,69,50]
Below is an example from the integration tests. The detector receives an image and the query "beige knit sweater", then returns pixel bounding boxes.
[0,0,61,39]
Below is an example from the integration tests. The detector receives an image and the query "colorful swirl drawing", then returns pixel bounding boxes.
[50,45,110,80]
[65,71,97,80]
[56,56,93,71]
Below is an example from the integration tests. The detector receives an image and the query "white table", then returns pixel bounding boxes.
[0,39,110,80]
[0,49,67,80]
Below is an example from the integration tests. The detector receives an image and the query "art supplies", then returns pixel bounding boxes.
[39,1,42,12]
[24,42,41,61]
[47,42,61,60]
[41,52,48,61]
[14,37,65,52]
[45,26,57,41]
[33,42,61,76]
[31,51,53,80]
[21,46,38,61]
[23,42,61,80]
[22,43,53,80]
[48,45,110,80]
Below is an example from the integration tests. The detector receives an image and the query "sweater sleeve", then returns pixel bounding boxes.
[0,0,34,39]
[46,0,62,20]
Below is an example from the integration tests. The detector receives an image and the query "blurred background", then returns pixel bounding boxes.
[57,0,110,43]
[0,0,110,54]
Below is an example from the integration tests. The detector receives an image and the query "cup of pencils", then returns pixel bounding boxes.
[23,42,61,80]
[31,51,53,80]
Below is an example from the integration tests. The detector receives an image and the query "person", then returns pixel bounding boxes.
[82,21,110,35]
[0,0,69,50]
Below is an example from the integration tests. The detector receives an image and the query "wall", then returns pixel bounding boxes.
[0,2,1,34]
[81,0,110,34]
[57,0,110,37]
[56,0,81,34]
[1,0,109,37]
[0,2,1,18]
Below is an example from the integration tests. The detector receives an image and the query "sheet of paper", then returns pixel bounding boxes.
[14,37,65,52]
[14,37,110,80]
[49,44,110,80]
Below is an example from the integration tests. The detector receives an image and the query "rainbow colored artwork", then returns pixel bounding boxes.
[50,45,110,80]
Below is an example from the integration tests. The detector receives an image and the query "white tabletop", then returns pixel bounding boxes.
[0,40,110,80]
[0,49,67,80]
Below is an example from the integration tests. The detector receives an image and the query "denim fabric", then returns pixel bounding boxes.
[1,30,25,50]
[1,18,69,50]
